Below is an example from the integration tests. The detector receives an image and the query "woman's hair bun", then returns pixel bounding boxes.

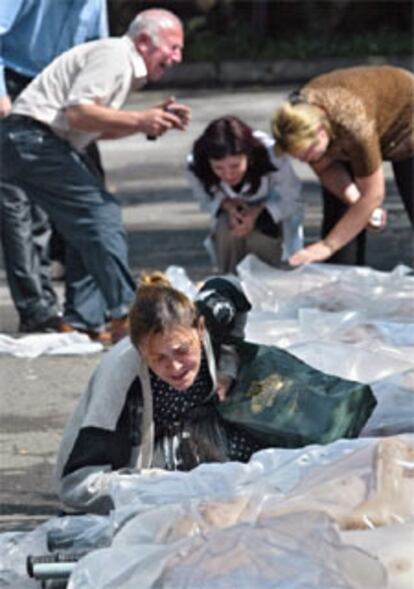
[139,271,172,288]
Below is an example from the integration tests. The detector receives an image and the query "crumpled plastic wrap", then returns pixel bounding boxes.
[3,436,413,588]
[0,332,103,358]
[65,435,414,589]
[237,257,414,432]
[238,256,414,321]
[72,513,387,589]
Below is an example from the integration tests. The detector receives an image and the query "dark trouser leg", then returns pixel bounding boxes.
[1,71,58,325]
[32,203,59,309]
[321,186,366,265]
[64,244,108,330]
[0,182,59,326]
[49,142,105,265]
[2,119,135,330]
[392,156,414,226]
[49,225,66,264]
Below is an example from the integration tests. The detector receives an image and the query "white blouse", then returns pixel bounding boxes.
[13,36,147,151]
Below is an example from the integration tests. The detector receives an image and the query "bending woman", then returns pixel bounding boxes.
[187,115,304,274]
[55,272,262,514]
[272,65,414,266]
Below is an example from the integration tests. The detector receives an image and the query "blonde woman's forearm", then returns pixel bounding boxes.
[323,167,385,252]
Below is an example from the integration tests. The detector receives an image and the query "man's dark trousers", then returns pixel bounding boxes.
[1,115,136,330]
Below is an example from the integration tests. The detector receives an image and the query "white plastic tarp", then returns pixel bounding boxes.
[69,434,414,588]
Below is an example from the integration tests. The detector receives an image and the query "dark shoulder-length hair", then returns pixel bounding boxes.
[190,115,277,196]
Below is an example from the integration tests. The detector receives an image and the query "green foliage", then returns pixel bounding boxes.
[184,21,413,62]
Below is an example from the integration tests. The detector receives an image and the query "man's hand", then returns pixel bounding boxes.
[137,107,179,137]
[158,96,191,130]
[65,100,191,139]
[289,240,334,266]
[0,95,12,119]
[138,101,191,138]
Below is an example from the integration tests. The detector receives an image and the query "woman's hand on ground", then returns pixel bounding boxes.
[289,240,334,266]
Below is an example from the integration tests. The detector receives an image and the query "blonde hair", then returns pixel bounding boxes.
[129,271,198,349]
[271,101,331,155]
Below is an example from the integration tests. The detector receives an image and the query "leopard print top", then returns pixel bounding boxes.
[302,65,414,177]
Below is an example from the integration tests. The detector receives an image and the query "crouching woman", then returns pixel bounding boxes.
[55,272,262,514]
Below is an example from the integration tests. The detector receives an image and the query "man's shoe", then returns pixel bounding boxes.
[111,316,129,345]
[85,329,112,346]
[19,316,74,334]
[72,326,112,346]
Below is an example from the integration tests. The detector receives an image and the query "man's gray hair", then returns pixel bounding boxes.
[127,9,182,44]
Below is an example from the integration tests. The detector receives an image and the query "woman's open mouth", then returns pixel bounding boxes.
[171,369,190,384]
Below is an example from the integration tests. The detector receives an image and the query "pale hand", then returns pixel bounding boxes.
[289,240,333,266]
[221,199,247,230]
[0,96,12,119]
[223,199,261,237]
[231,205,261,236]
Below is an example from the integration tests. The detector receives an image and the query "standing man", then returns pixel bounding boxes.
[0,0,109,334]
[0,8,190,344]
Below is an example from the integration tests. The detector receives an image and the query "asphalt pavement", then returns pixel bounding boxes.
[0,87,413,532]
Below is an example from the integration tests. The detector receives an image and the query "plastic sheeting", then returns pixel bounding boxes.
[237,257,414,435]
[1,259,413,588]
[0,332,103,358]
[2,435,413,588]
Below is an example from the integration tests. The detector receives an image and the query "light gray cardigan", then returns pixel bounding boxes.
[55,333,218,514]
